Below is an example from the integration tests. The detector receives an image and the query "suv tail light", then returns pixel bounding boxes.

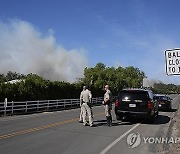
[148,101,153,110]
[115,99,119,107]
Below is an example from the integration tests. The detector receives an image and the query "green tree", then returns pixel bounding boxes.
[82,63,145,96]
[5,71,25,81]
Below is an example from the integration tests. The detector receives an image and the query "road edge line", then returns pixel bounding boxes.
[100,123,141,154]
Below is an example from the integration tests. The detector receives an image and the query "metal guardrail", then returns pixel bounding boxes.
[0,97,105,116]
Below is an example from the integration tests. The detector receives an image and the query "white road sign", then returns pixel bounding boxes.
[165,49,180,75]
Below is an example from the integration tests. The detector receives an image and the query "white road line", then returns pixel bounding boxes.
[100,123,141,154]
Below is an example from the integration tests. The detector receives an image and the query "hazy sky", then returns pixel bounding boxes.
[0,0,179,84]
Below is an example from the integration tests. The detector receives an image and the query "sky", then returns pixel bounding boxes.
[0,0,179,84]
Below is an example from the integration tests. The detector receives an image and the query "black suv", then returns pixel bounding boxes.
[115,89,159,123]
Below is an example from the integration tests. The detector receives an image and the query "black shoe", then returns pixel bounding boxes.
[107,116,112,127]
[79,120,83,123]
[109,116,112,126]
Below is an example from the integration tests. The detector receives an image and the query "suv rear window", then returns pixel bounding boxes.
[119,91,149,101]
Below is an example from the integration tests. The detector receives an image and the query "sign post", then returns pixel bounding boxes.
[165,49,180,75]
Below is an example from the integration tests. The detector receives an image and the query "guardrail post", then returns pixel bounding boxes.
[4,104,6,116]
[47,100,49,110]
[37,100,39,110]
[64,100,66,108]
[11,101,14,114]
[4,98,7,115]
[77,99,79,107]
[25,101,27,113]
[71,100,72,108]
[56,100,58,109]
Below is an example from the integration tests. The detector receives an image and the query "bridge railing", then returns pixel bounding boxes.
[0,97,111,116]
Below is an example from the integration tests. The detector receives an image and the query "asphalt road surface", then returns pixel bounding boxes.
[0,94,179,154]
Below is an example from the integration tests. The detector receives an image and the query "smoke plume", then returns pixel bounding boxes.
[0,20,88,82]
[143,78,162,88]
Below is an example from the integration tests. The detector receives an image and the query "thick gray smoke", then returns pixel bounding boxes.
[0,20,88,82]
[143,78,162,88]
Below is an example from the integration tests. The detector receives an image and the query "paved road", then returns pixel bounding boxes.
[0,95,179,154]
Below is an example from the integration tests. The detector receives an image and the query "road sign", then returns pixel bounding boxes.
[165,49,180,75]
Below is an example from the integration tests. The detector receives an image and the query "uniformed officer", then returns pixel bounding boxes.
[79,86,85,123]
[80,86,93,127]
[102,85,112,126]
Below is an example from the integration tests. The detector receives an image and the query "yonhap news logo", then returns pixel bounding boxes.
[127,132,141,148]
[127,132,180,148]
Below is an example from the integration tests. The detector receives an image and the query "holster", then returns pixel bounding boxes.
[105,100,111,105]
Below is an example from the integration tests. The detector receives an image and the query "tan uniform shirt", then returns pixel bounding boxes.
[80,89,92,105]
[104,89,112,103]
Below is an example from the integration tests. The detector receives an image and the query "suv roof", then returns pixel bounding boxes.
[122,88,152,92]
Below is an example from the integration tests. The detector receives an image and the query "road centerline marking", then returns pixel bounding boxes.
[0,112,104,140]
